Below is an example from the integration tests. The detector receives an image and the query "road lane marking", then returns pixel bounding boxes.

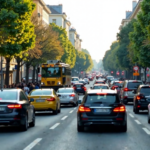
[129,113,134,118]
[23,138,42,150]
[74,108,77,110]
[134,120,141,125]
[69,110,74,113]
[50,123,60,129]
[61,116,68,120]
[143,128,150,135]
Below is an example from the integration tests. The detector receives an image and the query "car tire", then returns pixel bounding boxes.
[134,107,139,114]
[77,124,84,132]
[148,111,150,124]
[58,105,61,113]
[21,115,28,131]
[29,112,35,127]
[120,123,127,132]
[53,106,58,115]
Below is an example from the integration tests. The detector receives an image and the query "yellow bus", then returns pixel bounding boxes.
[41,60,71,90]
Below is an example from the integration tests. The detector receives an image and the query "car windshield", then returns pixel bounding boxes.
[140,88,150,96]
[114,82,123,86]
[72,78,78,81]
[0,91,17,100]
[57,89,73,93]
[42,67,61,78]
[74,84,83,88]
[86,94,119,104]
[93,86,109,89]
[30,90,52,96]
[128,82,142,89]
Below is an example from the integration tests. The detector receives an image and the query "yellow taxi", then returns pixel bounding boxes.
[28,89,61,115]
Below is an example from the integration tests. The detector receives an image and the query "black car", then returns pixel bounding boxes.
[111,81,123,95]
[77,89,127,132]
[73,83,87,94]
[0,89,35,131]
[133,85,150,114]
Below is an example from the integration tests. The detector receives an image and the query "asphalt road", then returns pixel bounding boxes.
[1,79,150,150]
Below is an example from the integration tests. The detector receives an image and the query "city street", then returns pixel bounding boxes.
[0,80,150,150]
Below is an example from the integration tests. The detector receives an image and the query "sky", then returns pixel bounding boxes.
[44,0,134,62]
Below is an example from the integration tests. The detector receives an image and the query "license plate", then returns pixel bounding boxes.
[94,108,110,113]
[62,96,67,98]
[77,88,81,89]
[36,100,45,102]
[0,107,5,111]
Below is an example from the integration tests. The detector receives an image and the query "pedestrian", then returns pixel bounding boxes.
[35,83,39,89]
[29,83,35,93]
[24,84,29,95]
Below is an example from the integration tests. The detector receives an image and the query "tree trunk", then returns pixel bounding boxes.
[16,58,21,84]
[36,69,38,83]
[145,67,147,83]
[32,66,36,83]
[5,58,11,87]
[26,63,30,84]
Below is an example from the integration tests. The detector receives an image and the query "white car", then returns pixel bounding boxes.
[83,78,89,84]
[71,77,79,85]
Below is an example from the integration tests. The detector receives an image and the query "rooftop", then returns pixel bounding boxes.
[87,89,117,94]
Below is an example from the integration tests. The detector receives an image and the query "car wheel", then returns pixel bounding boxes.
[58,105,61,113]
[21,115,28,131]
[134,107,139,114]
[53,106,58,115]
[120,123,127,132]
[29,112,35,127]
[77,124,84,132]
[148,111,150,124]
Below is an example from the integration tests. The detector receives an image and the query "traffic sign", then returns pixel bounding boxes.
[133,72,139,76]
[81,71,83,74]
[133,66,139,71]
[111,71,113,74]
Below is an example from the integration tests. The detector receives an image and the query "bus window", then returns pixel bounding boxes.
[42,67,61,77]
[62,68,66,75]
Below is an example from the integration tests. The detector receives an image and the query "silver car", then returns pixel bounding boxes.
[57,88,79,106]
[120,80,143,104]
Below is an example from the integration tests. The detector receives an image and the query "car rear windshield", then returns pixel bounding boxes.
[0,91,17,100]
[128,82,142,89]
[85,94,119,104]
[57,89,73,93]
[114,82,123,86]
[30,90,52,96]
[93,86,109,89]
[72,78,78,81]
[140,87,150,96]
[74,84,83,88]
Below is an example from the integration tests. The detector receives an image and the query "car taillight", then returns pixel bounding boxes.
[82,87,86,91]
[113,106,125,112]
[7,104,22,109]
[73,87,76,90]
[136,96,141,100]
[70,94,75,97]
[78,105,91,112]
[47,97,55,101]
[124,88,131,92]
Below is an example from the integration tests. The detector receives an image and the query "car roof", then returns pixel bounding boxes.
[72,77,79,78]
[125,80,142,82]
[139,85,150,88]
[94,84,108,86]
[87,89,117,94]
[58,88,73,90]
[32,89,53,91]
[74,83,83,85]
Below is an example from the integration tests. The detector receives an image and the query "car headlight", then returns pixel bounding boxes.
[57,82,61,85]
[41,82,45,85]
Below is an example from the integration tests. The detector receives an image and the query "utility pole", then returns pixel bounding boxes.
[1,56,3,91]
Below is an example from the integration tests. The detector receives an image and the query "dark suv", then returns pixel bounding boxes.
[77,90,127,132]
[133,85,150,114]
[73,83,86,94]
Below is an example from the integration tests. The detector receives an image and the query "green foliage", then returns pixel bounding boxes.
[0,0,36,57]
[129,0,150,67]
[82,49,90,55]
[50,23,76,68]
[116,19,136,70]
[103,41,120,71]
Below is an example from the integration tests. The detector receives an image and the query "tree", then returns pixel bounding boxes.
[0,0,36,86]
[129,0,150,81]
[82,49,90,55]
[50,23,76,68]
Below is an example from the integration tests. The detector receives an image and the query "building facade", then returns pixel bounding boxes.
[47,4,71,38]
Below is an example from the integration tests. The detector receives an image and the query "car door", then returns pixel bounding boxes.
[20,91,32,122]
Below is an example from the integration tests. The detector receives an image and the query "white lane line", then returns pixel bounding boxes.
[69,110,74,113]
[129,113,134,118]
[50,123,60,129]
[23,138,42,150]
[134,120,141,125]
[143,128,150,135]
[74,107,77,110]
[61,116,68,120]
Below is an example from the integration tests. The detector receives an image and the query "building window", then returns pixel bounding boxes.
[52,19,56,24]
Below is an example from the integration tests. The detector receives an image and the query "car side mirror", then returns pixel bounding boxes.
[78,100,82,104]
[90,87,93,89]
[30,98,34,102]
